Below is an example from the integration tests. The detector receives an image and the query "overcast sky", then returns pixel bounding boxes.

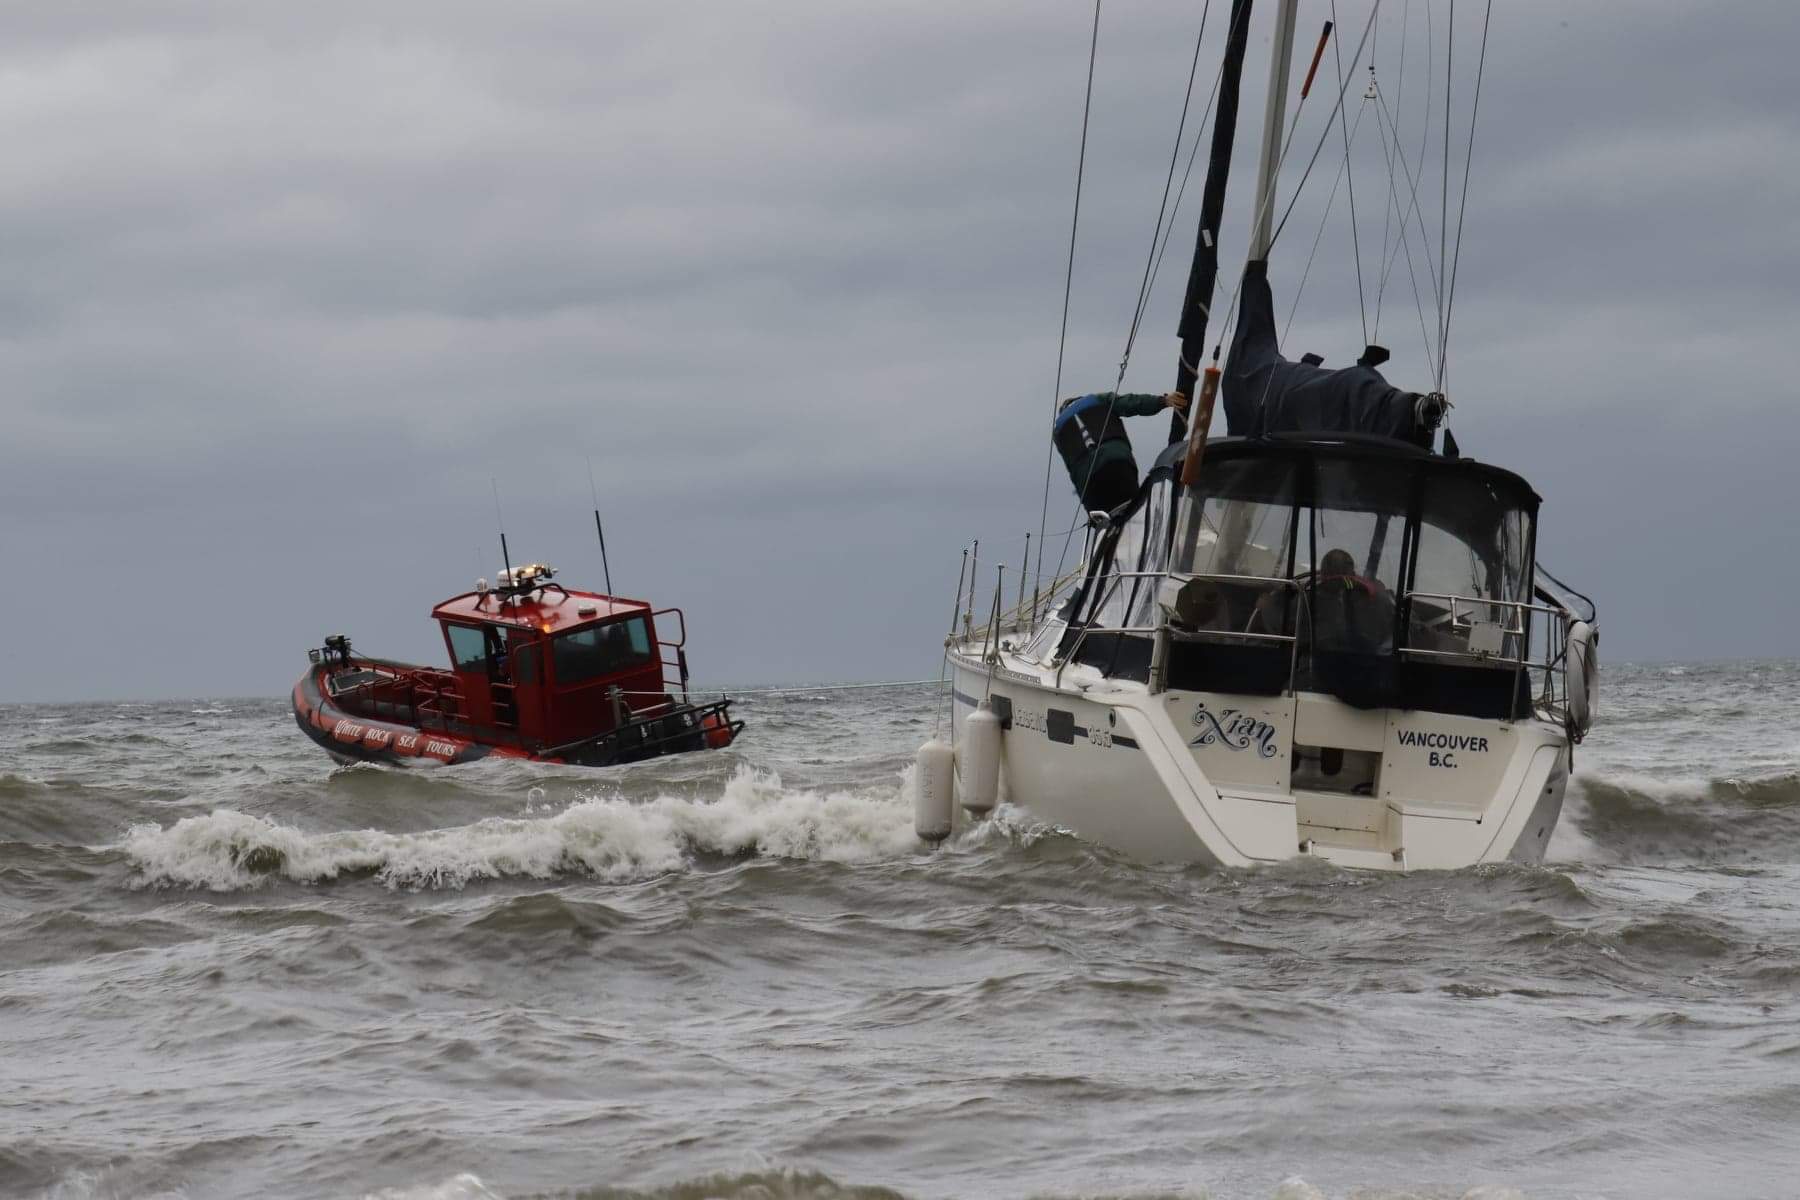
[1,1,1796,702]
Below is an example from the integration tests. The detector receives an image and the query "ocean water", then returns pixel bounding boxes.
[2,661,1797,1200]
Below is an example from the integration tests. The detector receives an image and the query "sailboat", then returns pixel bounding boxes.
[921,0,1599,870]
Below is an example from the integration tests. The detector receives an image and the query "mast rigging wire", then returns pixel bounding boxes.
[1266,4,1383,256]
[1044,0,1228,609]
[1142,0,1251,337]
[1371,0,1440,345]
[1437,0,1453,390]
[1371,90,1441,368]
[1439,0,1493,394]
[1329,0,1369,345]
[1211,0,1383,358]
[1057,0,1215,575]
[1118,0,1215,374]
[1032,0,1102,617]
[1372,0,1412,341]
[1367,71,1446,358]
[1283,98,1370,341]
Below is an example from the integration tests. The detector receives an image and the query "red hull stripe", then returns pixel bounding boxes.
[291,666,534,766]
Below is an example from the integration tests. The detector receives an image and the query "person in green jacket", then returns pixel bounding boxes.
[1053,390,1188,514]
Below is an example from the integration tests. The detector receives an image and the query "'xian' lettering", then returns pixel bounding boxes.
[1190,702,1279,759]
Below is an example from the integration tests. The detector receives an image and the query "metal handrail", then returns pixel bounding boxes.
[1402,590,1567,635]
[651,607,688,647]
[1399,588,1581,722]
[1051,568,1309,692]
[1048,570,1583,716]
[1398,590,1566,666]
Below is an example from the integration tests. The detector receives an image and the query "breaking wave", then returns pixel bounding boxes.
[1567,767,1800,864]
[119,766,924,890]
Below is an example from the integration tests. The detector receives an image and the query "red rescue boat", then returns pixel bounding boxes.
[291,562,742,767]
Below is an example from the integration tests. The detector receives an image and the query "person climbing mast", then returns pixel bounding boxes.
[1053,390,1188,515]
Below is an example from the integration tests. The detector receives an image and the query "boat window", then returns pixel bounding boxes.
[506,630,539,685]
[1409,473,1533,657]
[1168,456,1301,637]
[446,624,487,671]
[1305,458,1410,655]
[1088,477,1174,630]
[552,616,657,686]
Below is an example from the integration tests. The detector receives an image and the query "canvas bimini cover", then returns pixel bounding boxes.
[1223,260,1442,449]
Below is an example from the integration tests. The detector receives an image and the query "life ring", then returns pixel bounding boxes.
[701,711,733,749]
[1565,620,1598,737]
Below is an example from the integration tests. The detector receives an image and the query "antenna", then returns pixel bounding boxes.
[586,458,614,595]
[492,478,514,605]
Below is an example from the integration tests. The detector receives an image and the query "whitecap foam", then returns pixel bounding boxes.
[361,1173,506,1200]
[34,1166,191,1200]
[120,766,923,891]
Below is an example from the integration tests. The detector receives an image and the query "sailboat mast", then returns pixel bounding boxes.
[1171,0,1256,442]
[1249,0,1301,260]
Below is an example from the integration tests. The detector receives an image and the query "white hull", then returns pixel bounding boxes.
[948,646,1568,872]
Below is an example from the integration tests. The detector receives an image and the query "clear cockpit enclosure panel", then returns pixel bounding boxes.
[1410,472,1535,659]
[1170,456,1301,637]
[1087,475,1174,631]
[1307,457,1411,655]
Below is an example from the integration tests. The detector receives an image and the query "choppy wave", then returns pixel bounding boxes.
[9,669,1800,1200]
[0,773,191,846]
[358,1170,1539,1200]
[120,766,923,890]
[1568,767,1800,864]
[366,1170,908,1200]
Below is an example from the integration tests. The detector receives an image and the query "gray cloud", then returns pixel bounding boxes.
[2,1,1796,700]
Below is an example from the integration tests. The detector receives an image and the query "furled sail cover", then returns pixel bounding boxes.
[1223,260,1439,449]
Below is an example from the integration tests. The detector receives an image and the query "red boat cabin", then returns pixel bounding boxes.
[293,563,740,767]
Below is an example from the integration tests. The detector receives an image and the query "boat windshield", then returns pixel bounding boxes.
[552,617,655,686]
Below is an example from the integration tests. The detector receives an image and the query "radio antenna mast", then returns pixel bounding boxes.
[491,477,514,606]
[586,458,614,595]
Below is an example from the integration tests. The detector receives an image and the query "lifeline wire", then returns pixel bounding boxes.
[611,680,943,702]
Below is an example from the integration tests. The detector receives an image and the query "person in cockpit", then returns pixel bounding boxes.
[1054,390,1188,515]
[1313,547,1395,652]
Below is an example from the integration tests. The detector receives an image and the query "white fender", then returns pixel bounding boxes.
[1565,620,1598,736]
[914,739,956,843]
[959,700,1003,817]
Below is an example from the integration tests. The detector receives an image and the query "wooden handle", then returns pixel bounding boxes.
[1300,20,1333,99]
[1180,365,1222,488]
